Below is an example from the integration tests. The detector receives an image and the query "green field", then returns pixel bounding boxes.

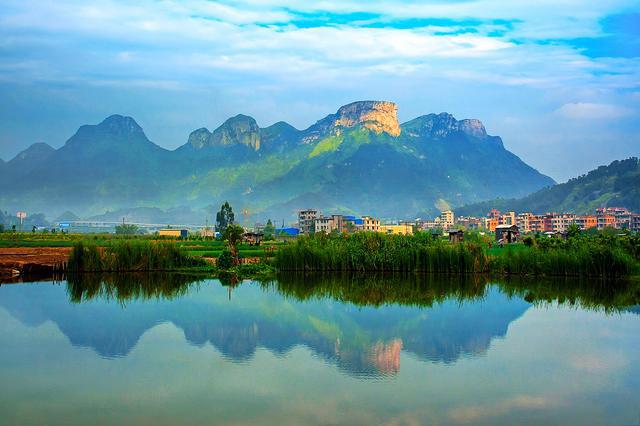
[0,233,284,259]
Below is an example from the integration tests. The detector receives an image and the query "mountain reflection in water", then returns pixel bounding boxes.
[0,273,638,379]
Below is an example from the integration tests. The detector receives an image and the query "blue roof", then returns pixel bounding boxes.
[353,218,364,225]
[276,227,300,236]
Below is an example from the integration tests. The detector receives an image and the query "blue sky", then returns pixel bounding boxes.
[0,0,638,181]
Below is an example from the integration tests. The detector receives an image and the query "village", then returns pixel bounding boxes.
[139,205,640,245]
[255,206,640,243]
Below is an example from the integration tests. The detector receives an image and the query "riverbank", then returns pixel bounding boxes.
[2,231,639,281]
[274,232,640,279]
[0,247,70,281]
[0,245,275,283]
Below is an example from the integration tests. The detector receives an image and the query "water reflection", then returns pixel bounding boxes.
[1,274,640,425]
[0,273,639,378]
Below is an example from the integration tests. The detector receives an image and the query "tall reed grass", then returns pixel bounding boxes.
[274,232,487,273]
[274,232,640,278]
[68,240,207,272]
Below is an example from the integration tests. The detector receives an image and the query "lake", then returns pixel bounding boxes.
[0,274,639,425]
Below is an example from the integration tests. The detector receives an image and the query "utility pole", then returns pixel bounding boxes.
[16,211,26,232]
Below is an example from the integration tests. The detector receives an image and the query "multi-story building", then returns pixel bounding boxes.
[516,213,534,233]
[456,216,483,230]
[470,207,638,234]
[597,214,616,230]
[595,207,633,229]
[500,211,517,226]
[550,213,576,233]
[362,216,381,232]
[488,209,501,220]
[574,215,597,230]
[422,218,442,230]
[298,209,319,234]
[529,215,545,233]
[439,210,455,230]
[483,217,499,232]
[314,216,333,234]
[314,214,344,234]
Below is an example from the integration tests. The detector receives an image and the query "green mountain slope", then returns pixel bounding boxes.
[0,101,555,219]
[456,158,640,216]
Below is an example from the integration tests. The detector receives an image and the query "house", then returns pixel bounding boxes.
[200,228,215,238]
[380,223,413,235]
[158,229,188,238]
[495,224,519,243]
[448,229,464,243]
[243,232,264,246]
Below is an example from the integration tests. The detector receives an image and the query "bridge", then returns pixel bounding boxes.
[56,220,210,233]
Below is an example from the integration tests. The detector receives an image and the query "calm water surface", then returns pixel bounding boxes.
[0,275,638,425]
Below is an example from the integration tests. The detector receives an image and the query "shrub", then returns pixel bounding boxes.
[217,249,234,270]
[523,236,534,247]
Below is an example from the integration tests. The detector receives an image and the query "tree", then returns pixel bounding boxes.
[264,219,275,240]
[115,223,139,235]
[217,249,234,270]
[566,224,581,240]
[215,201,235,232]
[222,224,245,265]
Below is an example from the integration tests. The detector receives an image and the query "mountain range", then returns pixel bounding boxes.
[0,100,555,221]
[456,157,640,216]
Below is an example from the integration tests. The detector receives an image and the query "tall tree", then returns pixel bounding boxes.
[215,201,235,232]
[264,219,275,240]
[222,224,245,265]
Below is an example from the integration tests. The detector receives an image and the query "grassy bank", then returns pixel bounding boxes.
[0,232,282,258]
[274,232,640,278]
[65,240,276,282]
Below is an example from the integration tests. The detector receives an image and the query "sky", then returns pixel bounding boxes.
[0,0,639,182]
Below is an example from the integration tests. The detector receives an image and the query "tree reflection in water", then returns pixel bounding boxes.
[49,272,640,376]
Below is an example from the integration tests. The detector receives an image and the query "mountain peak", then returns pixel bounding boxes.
[334,100,401,137]
[187,127,212,149]
[98,115,144,137]
[403,113,488,140]
[10,142,55,164]
[210,114,261,151]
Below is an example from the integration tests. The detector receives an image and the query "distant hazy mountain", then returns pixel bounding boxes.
[456,158,640,216]
[0,101,554,220]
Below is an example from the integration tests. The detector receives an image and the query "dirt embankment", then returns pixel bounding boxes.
[0,247,70,281]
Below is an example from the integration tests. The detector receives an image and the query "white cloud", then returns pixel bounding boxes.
[555,102,635,119]
[1,0,639,179]
[448,395,559,423]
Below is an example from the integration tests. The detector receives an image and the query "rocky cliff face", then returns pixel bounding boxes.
[97,115,145,138]
[402,113,489,140]
[188,114,261,151]
[187,128,212,149]
[211,114,261,150]
[334,101,401,136]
